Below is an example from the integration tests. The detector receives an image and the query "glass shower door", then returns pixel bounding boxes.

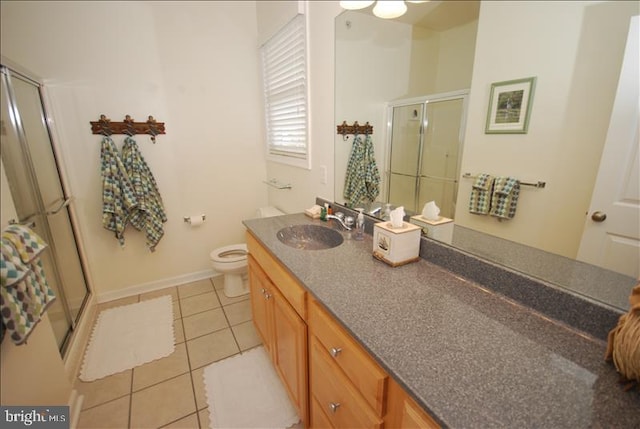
[418,98,464,219]
[388,103,424,212]
[387,93,467,217]
[1,65,89,354]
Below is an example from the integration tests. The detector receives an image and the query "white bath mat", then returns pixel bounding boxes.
[80,295,174,381]
[203,346,300,429]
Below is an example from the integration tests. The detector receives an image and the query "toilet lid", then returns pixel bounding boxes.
[210,244,248,263]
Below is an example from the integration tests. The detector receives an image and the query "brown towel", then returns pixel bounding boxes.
[605,282,640,389]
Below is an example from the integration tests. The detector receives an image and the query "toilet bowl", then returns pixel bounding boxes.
[210,206,285,297]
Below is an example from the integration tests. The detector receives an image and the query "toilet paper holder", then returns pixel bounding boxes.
[184,214,206,224]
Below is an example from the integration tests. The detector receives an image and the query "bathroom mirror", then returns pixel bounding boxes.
[334,1,639,311]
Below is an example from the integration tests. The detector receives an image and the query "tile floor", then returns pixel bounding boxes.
[75,276,264,429]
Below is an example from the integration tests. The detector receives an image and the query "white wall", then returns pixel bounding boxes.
[455,0,639,258]
[1,1,267,299]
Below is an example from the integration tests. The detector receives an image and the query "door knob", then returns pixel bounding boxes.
[591,211,607,222]
[329,402,341,413]
[330,347,342,358]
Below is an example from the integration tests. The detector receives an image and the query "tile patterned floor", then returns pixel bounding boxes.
[75,276,263,429]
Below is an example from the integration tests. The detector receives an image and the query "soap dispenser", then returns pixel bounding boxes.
[354,208,365,240]
[382,203,392,221]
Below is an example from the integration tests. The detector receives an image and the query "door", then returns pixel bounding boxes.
[272,285,307,420]
[388,104,423,213]
[387,92,467,216]
[248,256,272,355]
[577,16,640,279]
[1,65,90,353]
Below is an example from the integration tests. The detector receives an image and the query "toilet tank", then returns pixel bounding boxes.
[256,206,285,218]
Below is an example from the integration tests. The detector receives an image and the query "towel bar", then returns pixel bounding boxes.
[462,173,546,189]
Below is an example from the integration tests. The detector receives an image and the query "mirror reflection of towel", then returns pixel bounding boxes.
[344,134,380,207]
[468,173,494,215]
[489,176,520,219]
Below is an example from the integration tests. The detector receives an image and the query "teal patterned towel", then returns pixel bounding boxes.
[344,134,380,207]
[469,173,494,215]
[101,136,138,246]
[122,136,167,252]
[490,176,520,219]
[1,225,55,345]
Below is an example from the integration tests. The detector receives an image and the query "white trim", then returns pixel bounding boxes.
[68,389,84,429]
[96,269,216,303]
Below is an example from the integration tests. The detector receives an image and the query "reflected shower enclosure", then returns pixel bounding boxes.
[386,91,468,217]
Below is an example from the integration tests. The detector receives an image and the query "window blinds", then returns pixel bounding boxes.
[261,14,309,162]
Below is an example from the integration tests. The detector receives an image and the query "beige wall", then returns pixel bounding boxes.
[455,0,639,258]
[1,1,267,300]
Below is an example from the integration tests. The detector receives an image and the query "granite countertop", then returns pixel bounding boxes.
[243,213,640,428]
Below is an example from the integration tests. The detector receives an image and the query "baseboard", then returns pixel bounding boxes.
[96,269,217,303]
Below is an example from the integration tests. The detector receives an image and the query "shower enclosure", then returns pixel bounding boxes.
[1,63,90,355]
[386,91,468,218]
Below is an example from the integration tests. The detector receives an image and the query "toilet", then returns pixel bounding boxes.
[210,206,285,297]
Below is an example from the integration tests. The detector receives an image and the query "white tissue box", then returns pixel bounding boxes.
[373,221,421,267]
[410,215,454,244]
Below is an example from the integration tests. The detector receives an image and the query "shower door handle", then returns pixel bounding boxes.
[45,197,71,216]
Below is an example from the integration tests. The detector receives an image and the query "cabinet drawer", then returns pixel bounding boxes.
[310,337,383,429]
[310,396,334,429]
[309,299,387,416]
[246,232,306,319]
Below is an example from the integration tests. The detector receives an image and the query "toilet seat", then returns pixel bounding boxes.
[210,244,247,263]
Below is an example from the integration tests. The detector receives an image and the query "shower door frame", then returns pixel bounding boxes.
[1,59,92,355]
[384,89,469,215]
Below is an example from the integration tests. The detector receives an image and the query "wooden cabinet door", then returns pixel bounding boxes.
[248,255,273,356]
[272,285,308,426]
[386,378,440,429]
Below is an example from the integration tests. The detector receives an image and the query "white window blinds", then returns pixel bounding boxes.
[261,14,310,168]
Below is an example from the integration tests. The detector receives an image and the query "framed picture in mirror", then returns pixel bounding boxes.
[485,77,536,134]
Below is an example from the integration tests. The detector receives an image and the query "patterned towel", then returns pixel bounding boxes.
[1,226,55,345]
[122,136,167,251]
[469,173,494,215]
[101,136,138,246]
[344,134,380,207]
[490,176,520,219]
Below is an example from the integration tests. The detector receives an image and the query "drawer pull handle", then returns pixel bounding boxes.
[329,402,341,413]
[264,292,272,300]
[330,347,342,357]
[261,288,266,294]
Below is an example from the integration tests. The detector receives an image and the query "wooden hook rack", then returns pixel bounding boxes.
[337,121,373,137]
[90,114,166,142]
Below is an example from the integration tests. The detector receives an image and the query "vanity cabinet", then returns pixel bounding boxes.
[247,230,440,429]
[309,299,386,428]
[247,233,308,427]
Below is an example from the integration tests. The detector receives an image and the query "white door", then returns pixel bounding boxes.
[577,16,640,279]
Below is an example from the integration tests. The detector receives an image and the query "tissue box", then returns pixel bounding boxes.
[373,221,421,267]
[410,215,454,244]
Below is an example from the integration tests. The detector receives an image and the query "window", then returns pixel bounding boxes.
[261,14,310,169]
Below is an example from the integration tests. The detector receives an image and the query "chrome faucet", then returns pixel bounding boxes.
[326,214,351,231]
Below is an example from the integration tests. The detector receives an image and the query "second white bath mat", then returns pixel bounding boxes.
[80,295,175,381]
[203,346,300,429]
